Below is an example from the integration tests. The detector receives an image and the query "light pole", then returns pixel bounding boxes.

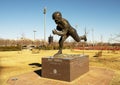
[92,28,94,49]
[43,7,46,42]
[33,30,36,41]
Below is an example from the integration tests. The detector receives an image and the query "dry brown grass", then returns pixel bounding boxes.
[0,49,120,85]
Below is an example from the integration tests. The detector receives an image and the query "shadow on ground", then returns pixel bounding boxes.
[34,69,42,76]
[29,63,42,67]
[28,63,42,76]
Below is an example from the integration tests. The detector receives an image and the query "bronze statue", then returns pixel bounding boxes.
[52,11,87,56]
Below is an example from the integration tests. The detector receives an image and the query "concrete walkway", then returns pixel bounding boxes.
[7,67,115,85]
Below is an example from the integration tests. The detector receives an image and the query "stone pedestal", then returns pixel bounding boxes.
[42,54,89,82]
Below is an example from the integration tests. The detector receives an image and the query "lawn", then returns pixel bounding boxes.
[0,49,120,85]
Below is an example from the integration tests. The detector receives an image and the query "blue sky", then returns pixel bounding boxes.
[0,0,120,43]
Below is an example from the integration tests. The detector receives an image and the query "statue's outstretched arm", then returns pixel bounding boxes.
[52,29,67,36]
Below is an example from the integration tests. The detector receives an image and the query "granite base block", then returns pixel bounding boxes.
[42,54,89,82]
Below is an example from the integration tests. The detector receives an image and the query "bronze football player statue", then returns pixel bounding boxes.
[52,11,87,56]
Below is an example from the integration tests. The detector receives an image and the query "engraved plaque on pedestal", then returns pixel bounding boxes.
[42,54,89,82]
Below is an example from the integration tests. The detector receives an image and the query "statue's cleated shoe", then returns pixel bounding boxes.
[80,35,87,42]
[54,50,62,57]
[83,35,87,41]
